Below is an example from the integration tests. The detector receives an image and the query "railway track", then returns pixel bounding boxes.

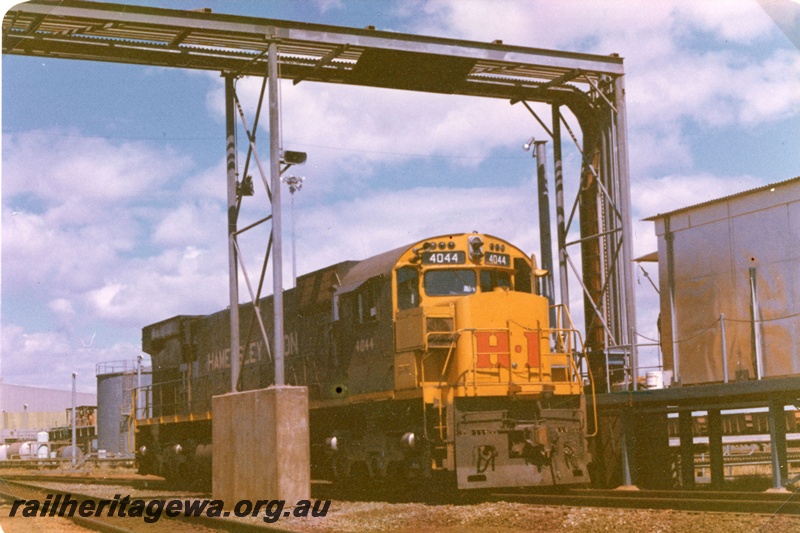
[2,473,799,533]
[491,487,800,515]
[0,473,167,490]
[0,478,289,532]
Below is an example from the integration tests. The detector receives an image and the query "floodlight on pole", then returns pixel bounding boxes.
[282,175,305,288]
[280,150,307,176]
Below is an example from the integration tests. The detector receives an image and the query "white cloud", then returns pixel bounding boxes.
[0,323,137,392]
[631,173,763,220]
[678,1,777,43]
[2,131,192,203]
[206,74,551,190]
[313,0,344,13]
[290,184,542,275]
[153,201,225,247]
[2,207,137,293]
[48,298,75,316]
[408,0,799,174]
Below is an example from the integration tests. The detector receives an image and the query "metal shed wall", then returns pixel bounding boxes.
[652,178,800,385]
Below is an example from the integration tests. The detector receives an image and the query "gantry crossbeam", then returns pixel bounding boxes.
[3,0,622,104]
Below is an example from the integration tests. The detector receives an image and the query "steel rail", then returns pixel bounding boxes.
[491,488,800,515]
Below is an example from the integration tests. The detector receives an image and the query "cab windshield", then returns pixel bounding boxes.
[424,270,477,296]
[480,270,511,292]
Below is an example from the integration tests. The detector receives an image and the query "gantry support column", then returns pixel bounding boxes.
[707,409,724,488]
[612,75,638,389]
[769,397,788,490]
[225,74,240,392]
[678,410,695,489]
[268,40,285,387]
[619,410,636,488]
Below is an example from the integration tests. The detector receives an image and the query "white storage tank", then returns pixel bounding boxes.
[96,360,152,456]
[36,443,49,459]
[57,445,83,460]
[18,442,33,459]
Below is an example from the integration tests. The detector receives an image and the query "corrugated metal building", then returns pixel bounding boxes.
[0,383,96,441]
[647,176,800,385]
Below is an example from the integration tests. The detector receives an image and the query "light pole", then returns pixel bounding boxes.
[72,372,77,467]
[23,404,28,439]
[281,175,305,289]
[524,137,556,328]
[137,354,143,419]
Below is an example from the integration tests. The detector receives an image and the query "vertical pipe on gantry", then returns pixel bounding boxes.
[613,74,638,390]
[749,268,763,380]
[268,40,285,387]
[720,314,729,383]
[225,75,240,393]
[534,140,556,328]
[552,105,569,316]
[665,217,680,383]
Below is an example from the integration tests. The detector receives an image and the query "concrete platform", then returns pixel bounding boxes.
[212,386,310,504]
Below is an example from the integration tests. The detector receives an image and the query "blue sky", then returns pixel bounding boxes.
[2,0,799,393]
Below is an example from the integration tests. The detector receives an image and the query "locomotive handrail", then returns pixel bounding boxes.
[433,332,460,390]
[549,306,598,437]
[494,315,598,437]
[132,373,218,422]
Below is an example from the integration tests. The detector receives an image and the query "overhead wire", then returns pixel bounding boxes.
[636,310,800,346]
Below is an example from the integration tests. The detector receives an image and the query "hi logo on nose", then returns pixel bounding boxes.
[474,331,540,369]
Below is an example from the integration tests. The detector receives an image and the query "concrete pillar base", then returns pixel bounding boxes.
[212,386,310,504]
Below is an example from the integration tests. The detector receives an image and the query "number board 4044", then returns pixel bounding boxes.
[422,251,466,264]
[485,253,510,266]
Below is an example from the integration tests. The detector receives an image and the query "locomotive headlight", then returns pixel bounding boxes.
[326,436,338,452]
[401,432,416,449]
[468,235,484,261]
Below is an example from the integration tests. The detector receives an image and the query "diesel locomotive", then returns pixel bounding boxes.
[136,232,592,489]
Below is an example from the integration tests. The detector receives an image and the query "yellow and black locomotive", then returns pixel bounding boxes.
[136,232,591,489]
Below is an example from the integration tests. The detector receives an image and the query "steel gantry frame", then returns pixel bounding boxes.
[3,0,637,393]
